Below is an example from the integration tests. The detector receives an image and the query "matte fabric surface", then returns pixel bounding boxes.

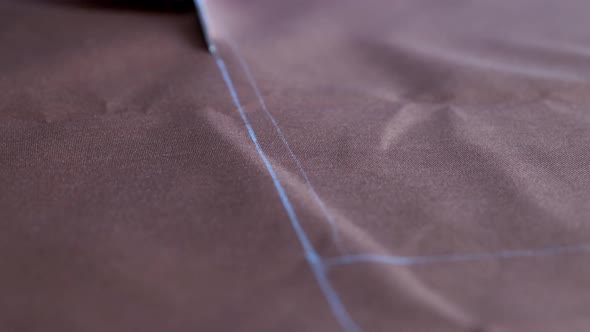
[1,0,590,331]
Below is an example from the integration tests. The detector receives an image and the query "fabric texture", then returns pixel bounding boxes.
[1,0,590,331]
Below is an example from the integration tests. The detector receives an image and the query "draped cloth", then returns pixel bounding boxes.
[2,1,590,331]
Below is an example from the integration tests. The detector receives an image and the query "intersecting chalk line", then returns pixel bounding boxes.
[221,28,590,332]
[209,27,590,332]
[224,41,590,267]
[198,1,590,331]
[227,42,346,254]
[204,35,363,332]
[324,243,590,267]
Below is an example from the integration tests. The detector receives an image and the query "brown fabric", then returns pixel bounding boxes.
[2,0,590,331]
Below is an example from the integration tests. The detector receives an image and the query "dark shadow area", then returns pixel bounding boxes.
[25,0,210,52]
[28,0,195,13]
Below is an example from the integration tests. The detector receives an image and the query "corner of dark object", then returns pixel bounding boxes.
[30,0,211,52]
[30,0,195,13]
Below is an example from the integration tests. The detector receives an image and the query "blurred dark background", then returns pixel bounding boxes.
[28,0,195,12]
